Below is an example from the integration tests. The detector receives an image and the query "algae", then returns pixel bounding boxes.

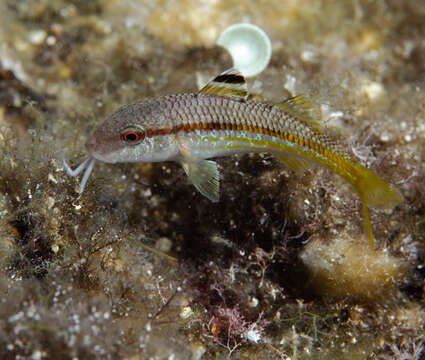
[0,0,424,359]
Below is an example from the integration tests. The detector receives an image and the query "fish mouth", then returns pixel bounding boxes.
[85,137,120,164]
[85,136,98,156]
[88,150,118,164]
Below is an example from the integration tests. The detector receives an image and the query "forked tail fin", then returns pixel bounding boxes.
[353,164,403,249]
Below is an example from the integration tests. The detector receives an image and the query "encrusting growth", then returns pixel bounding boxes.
[64,69,402,248]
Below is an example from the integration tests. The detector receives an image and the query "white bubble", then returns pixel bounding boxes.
[217,23,272,77]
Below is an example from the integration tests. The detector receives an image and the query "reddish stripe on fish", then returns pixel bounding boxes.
[146,121,338,162]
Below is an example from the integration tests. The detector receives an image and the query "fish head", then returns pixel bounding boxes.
[86,100,175,164]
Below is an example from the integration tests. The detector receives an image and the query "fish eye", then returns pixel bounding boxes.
[120,127,145,144]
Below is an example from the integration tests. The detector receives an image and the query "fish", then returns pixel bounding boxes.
[64,69,403,248]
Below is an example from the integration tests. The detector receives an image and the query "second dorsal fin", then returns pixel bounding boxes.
[199,68,248,101]
[277,95,322,133]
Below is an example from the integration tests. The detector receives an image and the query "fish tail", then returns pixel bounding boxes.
[353,163,403,249]
[354,165,403,210]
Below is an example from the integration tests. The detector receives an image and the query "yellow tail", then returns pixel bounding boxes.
[353,164,403,249]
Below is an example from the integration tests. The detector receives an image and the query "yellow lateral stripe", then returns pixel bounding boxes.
[170,119,348,160]
[199,135,357,184]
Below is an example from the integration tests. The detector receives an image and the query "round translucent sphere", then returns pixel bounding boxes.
[217,23,272,77]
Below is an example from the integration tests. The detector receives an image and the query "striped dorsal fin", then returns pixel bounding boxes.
[199,68,248,101]
[277,95,322,133]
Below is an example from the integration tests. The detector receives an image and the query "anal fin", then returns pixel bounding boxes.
[274,152,316,173]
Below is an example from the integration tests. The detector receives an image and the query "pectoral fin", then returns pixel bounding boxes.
[181,158,220,202]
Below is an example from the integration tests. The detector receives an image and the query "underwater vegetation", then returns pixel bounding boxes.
[0,0,424,359]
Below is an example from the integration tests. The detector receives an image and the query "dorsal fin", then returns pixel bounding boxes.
[199,68,248,101]
[277,95,322,133]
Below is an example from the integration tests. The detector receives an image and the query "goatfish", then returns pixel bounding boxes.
[64,69,402,248]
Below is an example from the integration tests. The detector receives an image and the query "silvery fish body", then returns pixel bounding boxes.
[66,69,402,248]
[86,93,334,166]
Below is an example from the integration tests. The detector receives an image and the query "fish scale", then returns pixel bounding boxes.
[65,68,402,249]
[166,93,338,161]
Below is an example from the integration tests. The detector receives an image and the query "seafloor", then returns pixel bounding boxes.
[0,1,424,359]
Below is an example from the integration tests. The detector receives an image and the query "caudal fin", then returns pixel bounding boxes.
[353,164,403,249]
[355,165,403,210]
